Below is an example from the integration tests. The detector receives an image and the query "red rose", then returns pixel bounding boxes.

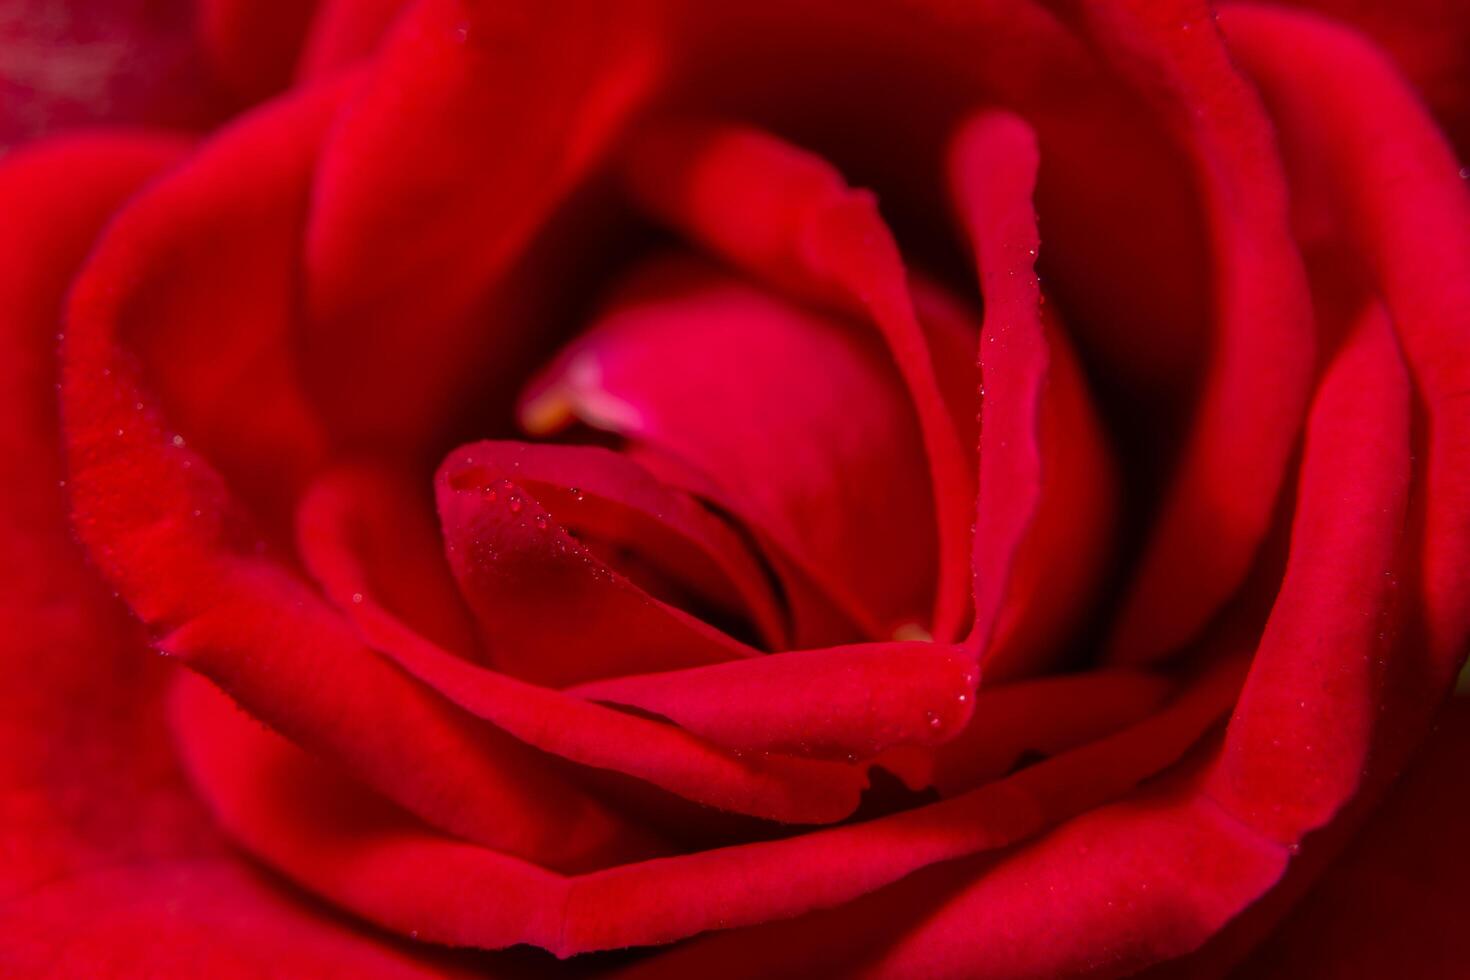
[3,1,1468,976]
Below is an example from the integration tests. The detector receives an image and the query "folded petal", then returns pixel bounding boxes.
[569,641,976,760]
[60,87,646,872]
[1207,302,1410,842]
[520,257,938,642]
[0,136,458,979]
[621,121,974,638]
[304,0,665,443]
[437,441,763,686]
[171,647,1243,956]
[291,463,875,824]
[1222,1,1470,684]
[1054,0,1316,665]
[948,110,1118,679]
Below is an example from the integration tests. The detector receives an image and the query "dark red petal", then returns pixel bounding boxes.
[0,136,457,979]
[1233,699,1470,978]
[437,442,761,687]
[288,467,874,824]
[171,648,1241,956]
[926,669,1174,796]
[622,121,974,638]
[60,88,643,872]
[0,858,462,979]
[1222,2,1470,681]
[520,258,938,641]
[568,641,976,760]
[1208,303,1410,842]
[73,71,346,513]
[1053,0,1316,665]
[303,0,665,443]
[297,462,484,660]
[196,0,318,103]
[949,111,1118,679]
[297,0,411,79]
[446,440,787,647]
[862,767,1286,978]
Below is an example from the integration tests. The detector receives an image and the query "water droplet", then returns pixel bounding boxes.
[957,693,968,704]
[451,20,469,43]
[1287,843,1301,856]
[569,486,584,501]
[508,494,523,514]
[485,487,498,503]
[1460,166,1470,179]
[134,401,144,411]
[926,711,942,730]
[351,592,364,604]
[115,428,125,436]
[534,514,549,530]
[191,508,202,518]
[171,434,185,447]
[57,479,66,488]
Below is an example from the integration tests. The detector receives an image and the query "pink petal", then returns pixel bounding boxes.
[621,121,975,638]
[520,257,939,642]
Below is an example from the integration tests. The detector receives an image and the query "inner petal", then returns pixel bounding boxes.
[519,255,940,642]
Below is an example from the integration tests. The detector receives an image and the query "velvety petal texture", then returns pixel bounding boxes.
[2,0,1468,975]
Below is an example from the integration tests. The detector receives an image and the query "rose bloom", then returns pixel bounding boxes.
[2,0,1468,976]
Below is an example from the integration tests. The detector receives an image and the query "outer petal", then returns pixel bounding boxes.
[1274,0,1470,157]
[303,0,665,443]
[1221,1,1470,683]
[1232,699,1470,978]
[1055,0,1317,665]
[0,135,464,980]
[60,87,647,872]
[171,649,1243,956]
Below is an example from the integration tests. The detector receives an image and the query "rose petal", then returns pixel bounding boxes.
[0,135,460,980]
[436,442,763,687]
[948,110,1118,679]
[568,642,976,760]
[66,69,345,513]
[291,459,876,824]
[60,85,646,872]
[520,257,938,642]
[171,648,1243,956]
[1271,0,1470,157]
[621,120,974,638]
[297,462,484,660]
[303,0,665,443]
[1053,0,1317,665]
[1222,1,1470,683]
[1230,699,1470,978]
[1207,301,1410,842]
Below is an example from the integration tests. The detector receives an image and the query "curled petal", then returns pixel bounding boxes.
[621,121,974,638]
